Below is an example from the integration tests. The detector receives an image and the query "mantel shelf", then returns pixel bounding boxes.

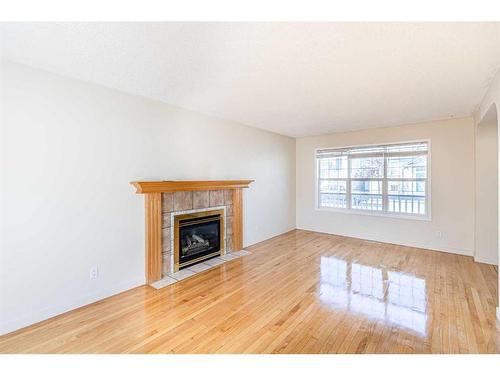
[131,180,254,194]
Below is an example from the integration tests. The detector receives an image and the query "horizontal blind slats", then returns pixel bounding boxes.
[317,141,428,158]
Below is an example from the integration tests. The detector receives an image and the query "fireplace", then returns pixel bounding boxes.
[131,180,253,283]
[174,209,225,270]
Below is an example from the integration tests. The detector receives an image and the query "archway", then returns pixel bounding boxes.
[475,103,499,265]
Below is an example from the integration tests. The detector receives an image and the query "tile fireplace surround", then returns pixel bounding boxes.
[131,180,253,284]
[164,194,228,275]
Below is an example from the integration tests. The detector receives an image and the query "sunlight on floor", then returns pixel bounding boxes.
[319,256,427,335]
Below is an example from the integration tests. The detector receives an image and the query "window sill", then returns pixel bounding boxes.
[315,206,432,221]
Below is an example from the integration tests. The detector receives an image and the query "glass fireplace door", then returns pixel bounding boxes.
[178,214,221,267]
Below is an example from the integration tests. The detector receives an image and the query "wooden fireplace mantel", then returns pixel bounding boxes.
[131,180,253,283]
[131,180,254,194]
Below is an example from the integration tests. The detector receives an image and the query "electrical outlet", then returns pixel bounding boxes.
[435,231,443,239]
[90,265,99,280]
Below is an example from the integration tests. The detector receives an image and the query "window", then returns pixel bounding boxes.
[316,141,429,218]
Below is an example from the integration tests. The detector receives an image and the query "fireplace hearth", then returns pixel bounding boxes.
[174,209,225,270]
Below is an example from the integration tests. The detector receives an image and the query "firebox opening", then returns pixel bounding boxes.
[174,210,225,271]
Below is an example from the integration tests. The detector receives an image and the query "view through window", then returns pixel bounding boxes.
[316,141,429,217]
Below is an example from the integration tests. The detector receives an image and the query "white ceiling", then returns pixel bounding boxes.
[2,22,500,137]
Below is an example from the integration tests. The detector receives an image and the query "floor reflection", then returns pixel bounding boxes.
[319,256,428,335]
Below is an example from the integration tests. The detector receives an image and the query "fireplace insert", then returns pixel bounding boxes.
[176,212,223,269]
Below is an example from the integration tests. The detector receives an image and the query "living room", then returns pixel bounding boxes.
[1,0,499,371]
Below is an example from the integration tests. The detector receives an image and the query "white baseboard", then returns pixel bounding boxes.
[296,226,473,257]
[497,307,500,323]
[473,255,498,266]
[0,277,144,336]
[244,225,296,248]
[0,227,298,337]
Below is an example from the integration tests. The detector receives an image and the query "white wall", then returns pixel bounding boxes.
[475,112,498,265]
[296,117,475,255]
[0,61,296,335]
[474,66,500,319]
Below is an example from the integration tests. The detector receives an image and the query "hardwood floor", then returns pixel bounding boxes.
[1,229,499,353]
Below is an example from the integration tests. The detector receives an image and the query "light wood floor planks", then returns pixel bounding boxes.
[1,229,499,353]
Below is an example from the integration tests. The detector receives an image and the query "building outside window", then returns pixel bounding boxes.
[316,141,429,218]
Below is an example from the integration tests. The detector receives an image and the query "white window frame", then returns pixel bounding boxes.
[315,139,431,221]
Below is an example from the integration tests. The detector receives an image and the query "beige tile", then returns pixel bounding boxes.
[170,268,196,281]
[162,213,171,229]
[209,190,224,207]
[187,262,212,273]
[162,227,171,252]
[221,253,238,261]
[203,257,226,266]
[226,204,233,217]
[226,216,233,235]
[162,193,173,213]
[226,234,233,252]
[224,190,233,205]
[150,276,177,289]
[193,190,210,209]
[162,252,172,275]
[173,191,193,211]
